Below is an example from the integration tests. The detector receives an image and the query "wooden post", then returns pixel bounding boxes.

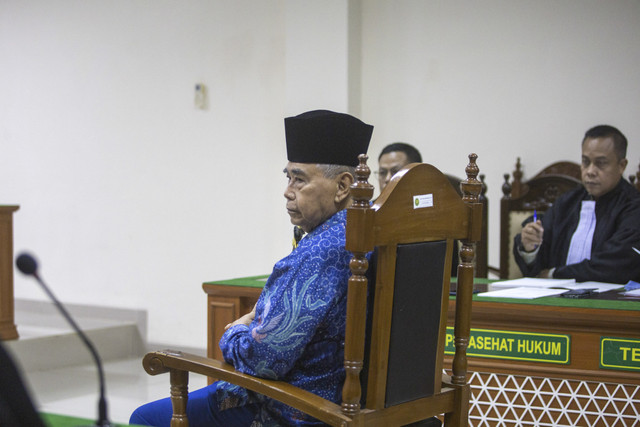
[341,155,374,416]
[0,205,19,340]
[170,369,189,427]
[453,155,482,386]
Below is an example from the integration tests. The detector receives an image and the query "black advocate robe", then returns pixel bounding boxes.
[514,178,640,284]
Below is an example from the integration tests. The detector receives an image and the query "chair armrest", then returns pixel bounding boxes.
[143,350,352,426]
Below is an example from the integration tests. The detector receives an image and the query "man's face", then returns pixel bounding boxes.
[283,162,340,233]
[581,137,627,199]
[378,151,410,191]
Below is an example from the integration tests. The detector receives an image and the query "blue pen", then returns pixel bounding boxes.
[532,209,539,249]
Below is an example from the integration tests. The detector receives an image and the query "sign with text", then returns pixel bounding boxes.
[445,327,570,364]
[600,337,640,371]
[413,193,433,209]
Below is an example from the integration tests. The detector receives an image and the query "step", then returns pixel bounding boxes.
[5,299,147,372]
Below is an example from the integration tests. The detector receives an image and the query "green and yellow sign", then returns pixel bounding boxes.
[445,327,570,364]
[600,337,640,371]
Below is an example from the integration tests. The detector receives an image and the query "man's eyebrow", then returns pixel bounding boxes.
[583,155,609,161]
[284,167,307,177]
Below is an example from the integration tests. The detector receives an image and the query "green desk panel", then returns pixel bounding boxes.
[205,275,269,288]
[207,275,639,311]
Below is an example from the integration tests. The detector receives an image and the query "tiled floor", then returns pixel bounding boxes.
[22,356,208,425]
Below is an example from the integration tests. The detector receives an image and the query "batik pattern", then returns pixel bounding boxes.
[217,209,352,426]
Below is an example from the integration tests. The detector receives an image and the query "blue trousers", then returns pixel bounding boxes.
[130,381,258,427]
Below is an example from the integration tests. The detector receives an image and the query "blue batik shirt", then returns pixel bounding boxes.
[217,209,352,426]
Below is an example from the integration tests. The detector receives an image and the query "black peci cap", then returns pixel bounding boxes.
[285,110,373,167]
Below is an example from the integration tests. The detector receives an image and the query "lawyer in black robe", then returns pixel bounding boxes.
[514,178,640,284]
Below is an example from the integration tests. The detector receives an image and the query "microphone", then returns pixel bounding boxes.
[16,253,113,427]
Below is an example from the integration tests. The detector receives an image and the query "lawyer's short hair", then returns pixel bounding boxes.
[583,125,627,160]
[378,142,422,163]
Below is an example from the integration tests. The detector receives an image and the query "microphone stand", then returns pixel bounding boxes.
[17,254,113,427]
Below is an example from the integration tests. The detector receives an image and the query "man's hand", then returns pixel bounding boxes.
[536,268,553,279]
[224,305,256,331]
[521,220,544,252]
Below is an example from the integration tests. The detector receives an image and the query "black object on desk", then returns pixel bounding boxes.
[449,281,488,296]
[561,288,597,298]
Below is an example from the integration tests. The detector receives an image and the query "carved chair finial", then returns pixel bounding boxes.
[514,157,523,181]
[511,157,525,198]
[479,173,487,200]
[351,154,374,208]
[462,153,481,203]
[502,173,512,198]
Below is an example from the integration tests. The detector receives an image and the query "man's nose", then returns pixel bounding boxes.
[284,185,294,200]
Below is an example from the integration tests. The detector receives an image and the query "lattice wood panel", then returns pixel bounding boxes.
[466,371,640,426]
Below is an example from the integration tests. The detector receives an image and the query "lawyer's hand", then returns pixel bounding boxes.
[521,220,544,252]
[536,268,553,279]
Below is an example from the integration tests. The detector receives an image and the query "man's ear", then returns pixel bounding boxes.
[619,158,628,174]
[334,172,354,204]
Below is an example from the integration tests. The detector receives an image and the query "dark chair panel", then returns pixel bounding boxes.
[386,241,447,406]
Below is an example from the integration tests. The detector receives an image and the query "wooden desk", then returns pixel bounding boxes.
[0,205,19,340]
[444,289,640,426]
[203,277,640,426]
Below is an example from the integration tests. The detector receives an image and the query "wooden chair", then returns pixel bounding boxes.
[142,153,483,426]
[495,158,582,279]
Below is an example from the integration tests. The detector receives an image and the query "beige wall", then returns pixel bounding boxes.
[360,0,640,264]
[2,0,638,349]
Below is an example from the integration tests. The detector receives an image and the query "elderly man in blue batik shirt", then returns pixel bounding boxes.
[130,110,373,427]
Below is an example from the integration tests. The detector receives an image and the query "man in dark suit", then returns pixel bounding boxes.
[514,125,640,283]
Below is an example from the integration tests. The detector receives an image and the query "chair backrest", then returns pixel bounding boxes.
[341,154,483,425]
[445,173,489,278]
[498,158,582,279]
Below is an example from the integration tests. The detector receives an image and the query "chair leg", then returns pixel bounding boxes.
[170,369,189,427]
[443,384,470,427]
